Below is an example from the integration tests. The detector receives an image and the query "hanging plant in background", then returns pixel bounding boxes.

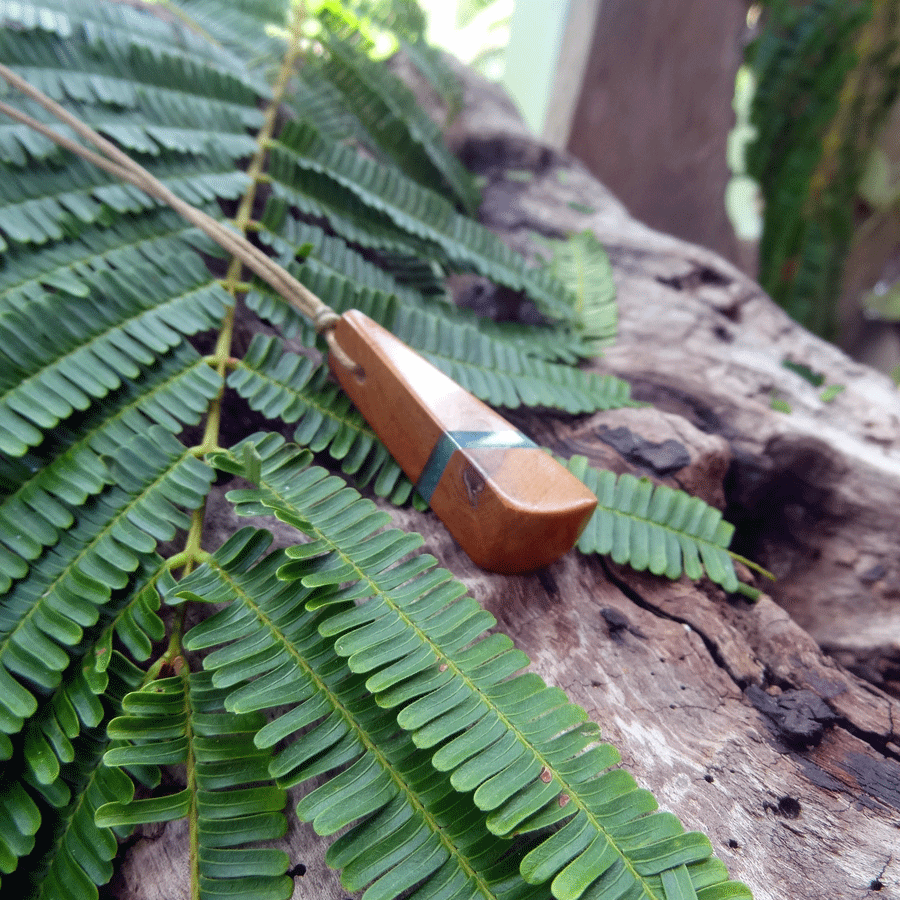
[746,0,900,340]
[0,1,757,898]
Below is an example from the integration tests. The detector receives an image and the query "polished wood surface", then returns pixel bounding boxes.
[328,310,598,573]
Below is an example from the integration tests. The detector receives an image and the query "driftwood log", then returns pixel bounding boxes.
[109,57,900,900]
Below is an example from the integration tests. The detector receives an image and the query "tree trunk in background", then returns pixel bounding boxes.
[567,0,749,270]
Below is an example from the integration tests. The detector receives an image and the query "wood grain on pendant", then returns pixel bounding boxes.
[328,310,598,573]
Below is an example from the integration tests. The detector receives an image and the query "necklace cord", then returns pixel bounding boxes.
[0,63,341,339]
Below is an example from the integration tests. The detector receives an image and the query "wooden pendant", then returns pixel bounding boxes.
[328,310,598,573]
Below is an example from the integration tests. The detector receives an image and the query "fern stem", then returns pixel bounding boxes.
[206,0,310,449]
[201,354,239,372]
[166,549,213,575]
[178,6,315,587]
[179,508,209,581]
[174,657,202,900]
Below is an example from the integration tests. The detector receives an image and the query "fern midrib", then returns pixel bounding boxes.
[1,155,244,218]
[180,661,202,900]
[0,353,213,523]
[184,0,304,583]
[0,445,200,666]
[250,463,668,900]
[0,279,227,424]
[0,217,203,310]
[200,0,303,448]
[14,56,262,119]
[204,553,501,900]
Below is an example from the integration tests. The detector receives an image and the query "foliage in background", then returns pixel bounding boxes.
[0,1,755,898]
[420,0,513,81]
[745,0,900,340]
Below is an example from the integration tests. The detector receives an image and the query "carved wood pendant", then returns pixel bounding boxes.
[328,310,598,573]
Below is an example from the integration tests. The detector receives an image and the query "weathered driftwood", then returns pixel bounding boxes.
[109,57,900,900]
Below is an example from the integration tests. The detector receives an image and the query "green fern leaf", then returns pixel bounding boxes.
[291,69,388,156]
[0,640,145,896]
[564,457,742,592]
[172,0,295,74]
[258,201,438,308]
[0,346,222,591]
[392,305,632,413]
[0,427,214,739]
[256,202,599,364]
[0,208,210,315]
[0,150,247,253]
[28,756,133,900]
[206,434,751,900]
[398,37,465,120]
[311,34,481,214]
[244,238,631,415]
[268,120,576,320]
[175,527,551,900]
[542,231,618,354]
[0,252,230,456]
[0,779,41,877]
[9,562,167,828]
[0,0,270,100]
[97,667,293,900]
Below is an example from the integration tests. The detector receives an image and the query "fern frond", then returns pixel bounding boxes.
[163,0,292,76]
[0,346,222,591]
[391,306,631,413]
[0,0,271,101]
[291,68,385,152]
[266,137,453,259]
[176,527,550,900]
[248,213,632,415]
[18,561,167,803]
[310,35,481,214]
[97,667,293,900]
[0,207,213,315]
[207,434,751,900]
[27,750,133,900]
[565,457,742,593]
[258,201,435,308]
[0,642,145,896]
[0,145,248,252]
[267,120,575,320]
[0,779,41,879]
[0,427,214,740]
[0,252,230,456]
[542,231,618,355]
[256,203,601,366]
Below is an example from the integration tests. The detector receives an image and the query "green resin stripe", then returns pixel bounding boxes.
[417,430,536,504]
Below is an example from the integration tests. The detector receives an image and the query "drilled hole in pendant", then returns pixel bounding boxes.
[326,330,365,382]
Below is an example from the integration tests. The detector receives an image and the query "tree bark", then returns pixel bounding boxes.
[111,55,900,900]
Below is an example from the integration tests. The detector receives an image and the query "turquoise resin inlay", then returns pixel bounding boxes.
[417,430,536,504]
